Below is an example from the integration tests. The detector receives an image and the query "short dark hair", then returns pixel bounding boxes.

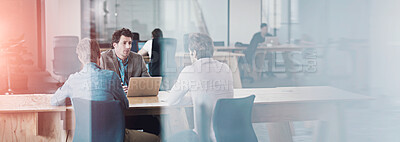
[112,28,133,45]
[188,33,214,59]
[152,28,163,38]
[260,23,268,28]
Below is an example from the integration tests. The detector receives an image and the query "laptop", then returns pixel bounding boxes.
[127,77,162,97]
[265,37,280,45]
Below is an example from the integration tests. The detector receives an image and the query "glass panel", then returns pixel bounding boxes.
[85,0,228,51]
[262,0,299,43]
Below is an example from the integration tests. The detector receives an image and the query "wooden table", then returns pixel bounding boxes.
[0,94,67,141]
[175,52,245,88]
[0,86,370,142]
[68,86,372,142]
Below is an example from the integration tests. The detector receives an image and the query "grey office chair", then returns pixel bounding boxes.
[72,98,125,142]
[213,95,258,142]
[52,36,81,80]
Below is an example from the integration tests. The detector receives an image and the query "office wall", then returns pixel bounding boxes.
[0,0,38,67]
[117,0,156,40]
[198,0,228,44]
[369,0,400,95]
[326,0,370,40]
[287,0,370,43]
[45,0,81,76]
[229,0,261,44]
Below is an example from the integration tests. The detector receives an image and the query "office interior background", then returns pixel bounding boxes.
[0,0,400,141]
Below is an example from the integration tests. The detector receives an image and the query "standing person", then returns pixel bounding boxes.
[244,23,275,77]
[51,38,159,142]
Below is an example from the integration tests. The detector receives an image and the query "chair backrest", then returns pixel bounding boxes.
[72,98,125,142]
[149,38,177,76]
[53,36,81,76]
[213,95,258,142]
[131,32,140,52]
[213,41,225,47]
[183,34,189,53]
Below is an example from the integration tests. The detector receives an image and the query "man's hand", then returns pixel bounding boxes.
[122,85,128,94]
[121,82,128,94]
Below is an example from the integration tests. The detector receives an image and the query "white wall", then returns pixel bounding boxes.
[229,0,261,44]
[45,0,81,75]
[369,0,400,94]
[0,0,38,67]
[198,0,228,43]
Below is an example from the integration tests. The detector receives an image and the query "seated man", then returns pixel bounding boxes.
[165,33,234,141]
[100,28,150,90]
[51,38,158,142]
[100,28,160,135]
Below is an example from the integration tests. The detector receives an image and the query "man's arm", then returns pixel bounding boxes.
[51,79,72,106]
[139,56,151,77]
[111,73,130,109]
[249,33,260,49]
[138,40,151,56]
[166,68,190,105]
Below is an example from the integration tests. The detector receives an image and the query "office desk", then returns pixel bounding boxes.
[257,44,321,51]
[0,86,370,142]
[0,94,67,141]
[137,86,368,142]
[215,44,322,52]
[175,52,245,88]
[214,46,247,52]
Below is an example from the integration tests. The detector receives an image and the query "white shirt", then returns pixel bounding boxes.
[166,58,234,141]
[142,39,153,58]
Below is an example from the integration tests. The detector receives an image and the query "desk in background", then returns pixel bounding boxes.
[214,44,322,52]
[214,46,247,52]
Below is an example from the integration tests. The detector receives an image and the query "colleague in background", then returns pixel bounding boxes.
[138,28,176,90]
[165,33,234,141]
[100,28,160,135]
[138,28,163,58]
[244,23,275,77]
[51,38,159,142]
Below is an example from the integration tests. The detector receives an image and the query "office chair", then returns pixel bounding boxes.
[149,38,178,90]
[213,41,225,46]
[213,95,258,142]
[52,36,81,81]
[131,32,140,52]
[183,34,189,53]
[72,98,125,142]
[164,104,209,142]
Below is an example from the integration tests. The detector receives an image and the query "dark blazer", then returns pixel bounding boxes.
[100,49,150,85]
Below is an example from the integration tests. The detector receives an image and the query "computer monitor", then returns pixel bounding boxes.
[138,41,146,50]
